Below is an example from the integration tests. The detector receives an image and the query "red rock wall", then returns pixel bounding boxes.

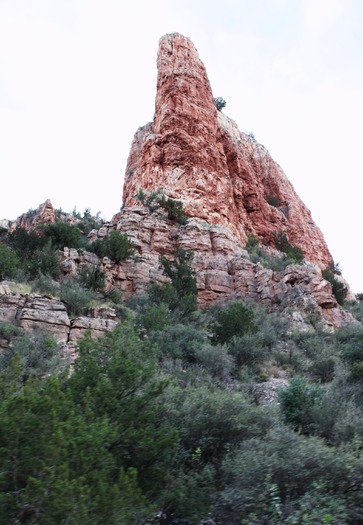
[122,33,332,267]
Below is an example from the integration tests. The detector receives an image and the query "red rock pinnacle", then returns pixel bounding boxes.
[122,33,332,266]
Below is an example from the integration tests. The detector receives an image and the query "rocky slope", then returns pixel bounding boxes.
[85,208,352,330]
[122,33,331,267]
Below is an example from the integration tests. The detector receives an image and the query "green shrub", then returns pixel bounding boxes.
[41,220,83,250]
[350,362,363,381]
[158,249,198,315]
[309,353,337,383]
[153,323,208,362]
[74,208,105,235]
[211,301,257,345]
[31,274,59,295]
[245,233,259,251]
[79,265,106,292]
[104,287,123,305]
[273,230,304,264]
[0,331,61,380]
[218,427,351,524]
[344,299,363,322]
[135,188,188,224]
[322,267,347,305]
[279,376,323,433]
[91,230,135,263]
[140,303,172,333]
[0,243,21,280]
[0,322,21,342]
[161,466,215,524]
[135,188,164,215]
[245,234,293,271]
[193,343,234,381]
[27,241,60,278]
[214,97,226,111]
[60,279,95,316]
[267,195,280,207]
[228,333,268,369]
[8,226,45,258]
[160,196,187,225]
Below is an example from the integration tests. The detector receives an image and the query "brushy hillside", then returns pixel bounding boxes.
[1,210,363,524]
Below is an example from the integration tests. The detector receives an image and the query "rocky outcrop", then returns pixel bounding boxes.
[9,199,56,232]
[86,208,352,330]
[0,288,118,349]
[121,33,331,267]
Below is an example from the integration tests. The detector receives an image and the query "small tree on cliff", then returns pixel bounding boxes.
[215,97,226,111]
[135,188,187,225]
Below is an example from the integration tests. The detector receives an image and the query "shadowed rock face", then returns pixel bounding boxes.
[122,32,331,266]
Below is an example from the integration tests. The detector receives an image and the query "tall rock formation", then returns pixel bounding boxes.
[122,33,331,266]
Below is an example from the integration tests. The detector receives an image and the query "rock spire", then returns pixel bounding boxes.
[122,32,331,266]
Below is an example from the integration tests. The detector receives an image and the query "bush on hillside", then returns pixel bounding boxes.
[136,188,188,225]
[79,265,106,292]
[0,243,21,280]
[41,220,83,250]
[90,231,135,263]
[322,267,348,305]
[214,97,226,111]
[60,279,95,316]
[211,301,257,345]
[273,230,304,264]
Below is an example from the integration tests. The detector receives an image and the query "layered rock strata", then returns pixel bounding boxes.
[0,284,118,354]
[121,33,331,266]
[85,208,352,330]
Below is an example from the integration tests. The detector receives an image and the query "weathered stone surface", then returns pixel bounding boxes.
[17,295,70,343]
[69,317,118,343]
[0,294,26,323]
[0,287,119,346]
[121,33,332,267]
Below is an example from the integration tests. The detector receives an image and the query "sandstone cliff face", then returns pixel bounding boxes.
[122,33,331,267]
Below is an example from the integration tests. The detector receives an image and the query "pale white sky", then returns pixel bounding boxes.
[1,0,362,291]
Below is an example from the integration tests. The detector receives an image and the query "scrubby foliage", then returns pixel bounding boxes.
[59,279,96,316]
[79,264,106,292]
[267,194,280,207]
[90,230,135,263]
[135,188,187,225]
[153,248,198,315]
[273,230,304,264]
[245,234,296,271]
[211,300,257,345]
[2,295,363,524]
[3,233,363,524]
[0,243,21,279]
[41,220,83,250]
[322,267,348,305]
[214,96,226,111]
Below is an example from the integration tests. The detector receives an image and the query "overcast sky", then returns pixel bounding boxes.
[1,0,362,291]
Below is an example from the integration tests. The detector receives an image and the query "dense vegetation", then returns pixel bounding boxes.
[1,246,363,524]
[1,210,363,524]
